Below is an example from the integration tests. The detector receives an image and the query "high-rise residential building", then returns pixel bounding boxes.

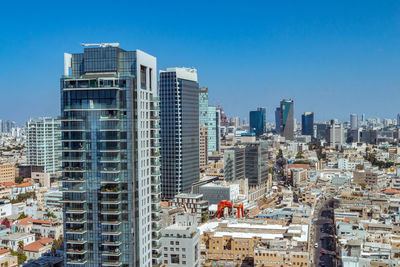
[275,107,281,134]
[223,147,245,181]
[26,117,61,174]
[361,113,366,122]
[301,112,314,136]
[350,114,358,130]
[257,107,267,133]
[199,87,208,125]
[249,110,265,136]
[199,125,208,170]
[280,99,294,140]
[326,120,344,148]
[60,43,161,267]
[245,142,268,185]
[160,68,200,199]
[215,108,221,151]
[397,114,400,126]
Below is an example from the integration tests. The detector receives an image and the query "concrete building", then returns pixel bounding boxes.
[161,213,200,267]
[0,232,35,251]
[199,125,208,170]
[326,120,344,148]
[61,43,161,266]
[223,147,245,181]
[0,200,12,218]
[23,238,54,260]
[0,249,18,267]
[168,193,208,224]
[350,114,358,130]
[31,172,51,189]
[0,164,16,183]
[160,67,199,199]
[199,182,240,205]
[245,142,268,186]
[26,117,61,174]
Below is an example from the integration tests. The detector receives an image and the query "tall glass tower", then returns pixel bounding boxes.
[199,87,218,153]
[159,68,199,199]
[301,112,314,136]
[60,43,161,267]
[249,110,265,136]
[280,99,294,140]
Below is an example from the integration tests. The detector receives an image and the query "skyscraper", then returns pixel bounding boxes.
[275,107,281,134]
[280,99,294,140]
[257,107,267,133]
[199,125,208,170]
[397,114,400,127]
[245,142,268,186]
[326,120,344,148]
[199,87,218,153]
[61,44,161,267]
[159,67,200,199]
[350,114,358,130]
[26,117,61,174]
[301,112,314,136]
[249,110,265,136]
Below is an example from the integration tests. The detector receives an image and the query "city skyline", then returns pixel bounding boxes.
[2,1,400,123]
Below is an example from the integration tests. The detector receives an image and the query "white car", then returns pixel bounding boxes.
[314,242,318,248]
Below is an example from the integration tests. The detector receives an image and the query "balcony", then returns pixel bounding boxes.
[66,228,87,234]
[102,261,122,266]
[64,104,120,111]
[66,218,87,224]
[100,168,120,174]
[101,221,121,226]
[62,147,86,152]
[150,106,160,111]
[65,209,86,214]
[61,177,84,183]
[101,199,121,205]
[100,187,121,194]
[61,126,86,131]
[61,186,86,193]
[100,178,121,184]
[66,259,87,265]
[66,239,87,244]
[59,117,84,122]
[152,177,161,184]
[61,198,86,203]
[100,156,120,163]
[151,152,160,157]
[101,231,122,236]
[102,241,121,246]
[100,115,125,121]
[62,167,86,173]
[66,249,87,255]
[102,249,122,256]
[62,156,86,162]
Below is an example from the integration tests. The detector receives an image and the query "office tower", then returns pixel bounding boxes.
[198,87,218,153]
[397,114,400,126]
[199,125,208,170]
[326,120,344,148]
[245,142,268,185]
[26,117,61,174]
[0,120,2,133]
[61,44,161,267]
[275,107,281,134]
[313,123,328,140]
[249,110,265,136]
[223,147,245,181]
[257,107,267,133]
[280,99,294,140]
[350,114,358,130]
[301,112,314,136]
[361,113,366,122]
[207,106,218,152]
[160,68,199,199]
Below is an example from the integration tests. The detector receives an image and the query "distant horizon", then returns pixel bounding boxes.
[1,1,400,124]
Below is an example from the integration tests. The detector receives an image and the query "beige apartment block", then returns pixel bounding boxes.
[0,164,17,183]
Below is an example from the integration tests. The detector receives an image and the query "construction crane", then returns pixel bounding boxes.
[216,200,244,219]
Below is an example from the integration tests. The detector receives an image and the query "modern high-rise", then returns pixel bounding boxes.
[397,114,400,126]
[198,87,218,153]
[159,67,200,199]
[257,107,267,133]
[279,99,294,140]
[223,147,245,181]
[215,108,221,151]
[350,114,358,130]
[301,112,314,136]
[60,43,161,267]
[275,107,281,134]
[245,142,268,185]
[249,110,265,136]
[326,120,344,148]
[26,117,61,174]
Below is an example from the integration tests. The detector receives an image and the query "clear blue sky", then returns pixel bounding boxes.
[1,0,400,125]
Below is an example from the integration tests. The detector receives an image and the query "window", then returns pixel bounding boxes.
[171,254,179,264]
[141,65,147,89]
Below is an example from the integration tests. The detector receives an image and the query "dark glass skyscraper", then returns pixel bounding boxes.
[159,68,200,199]
[280,99,294,140]
[61,44,161,267]
[301,112,314,136]
[249,110,265,136]
[275,107,281,134]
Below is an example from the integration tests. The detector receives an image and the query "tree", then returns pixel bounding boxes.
[15,176,24,184]
[18,241,24,252]
[51,236,64,253]
[201,213,209,223]
[17,213,27,220]
[295,151,304,159]
[10,251,27,265]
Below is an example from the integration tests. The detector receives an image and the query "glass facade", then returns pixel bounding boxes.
[199,87,218,153]
[301,112,314,136]
[61,46,160,267]
[160,69,200,199]
[249,110,265,136]
[280,99,294,140]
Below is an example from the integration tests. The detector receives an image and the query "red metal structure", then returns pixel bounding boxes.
[216,200,244,218]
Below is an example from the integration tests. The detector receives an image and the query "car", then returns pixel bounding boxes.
[314,242,318,248]
[321,249,325,254]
